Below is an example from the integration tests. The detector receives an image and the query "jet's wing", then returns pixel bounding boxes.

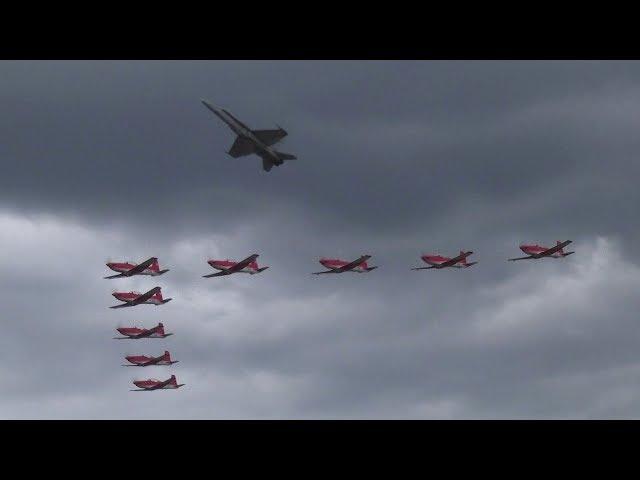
[252,128,287,146]
[538,240,573,258]
[439,251,472,268]
[334,256,370,273]
[228,136,257,158]
[411,266,436,270]
[122,257,157,276]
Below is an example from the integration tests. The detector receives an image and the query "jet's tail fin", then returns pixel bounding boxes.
[169,375,178,386]
[556,240,566,255]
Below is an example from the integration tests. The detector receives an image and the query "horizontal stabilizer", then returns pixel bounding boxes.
[275,151,296,161]
[257,266,269,273]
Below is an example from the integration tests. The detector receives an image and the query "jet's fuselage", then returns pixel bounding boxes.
[202,101,282,164]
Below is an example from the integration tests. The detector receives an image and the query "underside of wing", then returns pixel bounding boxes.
[539,240,572,257]
[252,128,287,146]
[104,273,126,279]
[110,303,133,309]
[508,256,534,262]
[228,136,257,158]
[232,254,259,271]
[337,257,368,272]
[203,271,230,278]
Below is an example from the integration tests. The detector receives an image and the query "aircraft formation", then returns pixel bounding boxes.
[103,102,577,392]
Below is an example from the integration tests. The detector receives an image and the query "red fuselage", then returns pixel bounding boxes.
[319,258,371,272]
[208,259,263,274]
[106,261,162,276]
[126,351,175,366]
[520,244,566,258]
[421,254,468,268]
[133,375,182,390]
[112,291,165,305]
[117,324,168,338]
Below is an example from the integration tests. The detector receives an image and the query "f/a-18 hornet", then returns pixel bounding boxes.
[201,99,296,172]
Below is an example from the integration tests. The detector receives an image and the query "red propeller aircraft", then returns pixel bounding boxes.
[131,374,185,391]
[312,255,378,275]
[123,350,178,367]
[104,257,169,279]
[110,286,172,309]
[203,253,269,278]
[412,250,477,270]
[508,240,574,262]
[114,322,173,339]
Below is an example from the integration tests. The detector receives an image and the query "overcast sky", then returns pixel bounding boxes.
[1,60,640,418]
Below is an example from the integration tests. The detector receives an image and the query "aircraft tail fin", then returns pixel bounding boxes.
[169,375,177,386]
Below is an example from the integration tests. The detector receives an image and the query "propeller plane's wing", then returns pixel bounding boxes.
[438,251,473,268]
[334,255,371,273]
[122,257,157,276]
[537,240,572,258]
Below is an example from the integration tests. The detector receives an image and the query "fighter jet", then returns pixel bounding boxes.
[201,99,296,172]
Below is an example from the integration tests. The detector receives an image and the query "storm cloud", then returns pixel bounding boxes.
[1,60,640,418]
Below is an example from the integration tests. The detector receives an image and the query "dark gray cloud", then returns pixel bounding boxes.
[2,61,640,418]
